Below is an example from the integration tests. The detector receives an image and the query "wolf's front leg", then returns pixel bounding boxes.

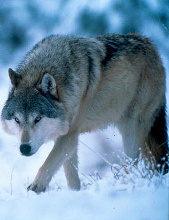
[28,132,79,193]
[63,147,80,190]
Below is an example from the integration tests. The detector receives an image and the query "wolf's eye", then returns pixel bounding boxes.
[14,117,20,125]
[34,116,42,124]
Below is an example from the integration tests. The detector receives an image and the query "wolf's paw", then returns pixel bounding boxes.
[27,183,46,193]
[27,169,51,193]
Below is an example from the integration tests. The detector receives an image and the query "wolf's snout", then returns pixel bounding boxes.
[20,144,31,156]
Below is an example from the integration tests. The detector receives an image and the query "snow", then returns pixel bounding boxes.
[0,181,168,220]
[0,172,168,220]
[0,1,169,219]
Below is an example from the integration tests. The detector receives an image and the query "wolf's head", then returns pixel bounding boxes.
[1,69,69,156]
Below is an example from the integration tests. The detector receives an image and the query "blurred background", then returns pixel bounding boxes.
[0,0,169,65]
[0,0,169,179]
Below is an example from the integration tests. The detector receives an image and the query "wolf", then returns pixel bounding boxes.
[1,33,168,193]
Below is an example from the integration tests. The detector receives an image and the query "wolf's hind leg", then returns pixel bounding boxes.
[118,118,144,160]
[64,148,80,190]
[28,132,79,193]
[118,104,168,174]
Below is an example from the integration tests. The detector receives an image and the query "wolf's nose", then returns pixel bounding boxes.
[20,144,31,156]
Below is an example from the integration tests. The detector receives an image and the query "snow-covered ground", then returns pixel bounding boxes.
[0,0,169,218]
[0,176,168,220]
[0,64,168,220]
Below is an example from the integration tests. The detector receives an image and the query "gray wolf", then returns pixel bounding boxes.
[1,33,168,193]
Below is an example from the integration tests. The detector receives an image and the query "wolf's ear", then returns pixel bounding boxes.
[8,68,22,87]
[40,73,58,98]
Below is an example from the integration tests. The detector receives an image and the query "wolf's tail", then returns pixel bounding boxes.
[146,103,168,174]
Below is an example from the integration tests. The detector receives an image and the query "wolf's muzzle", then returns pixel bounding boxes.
[20,144,31,156]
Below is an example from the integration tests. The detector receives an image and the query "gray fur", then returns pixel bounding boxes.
[1,33,168,193]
